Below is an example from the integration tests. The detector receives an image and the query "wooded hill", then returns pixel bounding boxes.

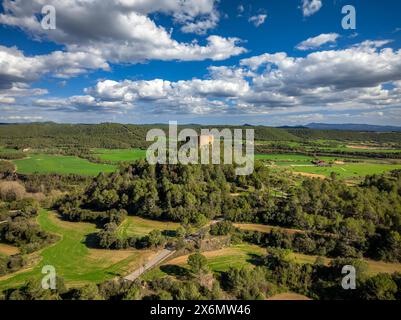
[1,123,401,149]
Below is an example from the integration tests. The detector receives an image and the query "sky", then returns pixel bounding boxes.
[0,0,401,126]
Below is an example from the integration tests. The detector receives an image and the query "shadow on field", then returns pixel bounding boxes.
[160,264,191,279]
[246,253,264,266]
[161,230,176,237]
[84,232,101,249]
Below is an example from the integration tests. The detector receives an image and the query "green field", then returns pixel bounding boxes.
[255,154,315,162]
[308,145,401,154]
[255,153,362,165]
[0,210,156,290]
[0,147,19,154]
[116,216,181,239]
[92,148,147,163]
[289,163,401,179]
[13,154,116,176]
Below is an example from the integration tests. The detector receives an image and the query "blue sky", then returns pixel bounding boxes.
[0,0,401,125]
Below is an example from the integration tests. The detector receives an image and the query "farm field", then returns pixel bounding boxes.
[255,154,315,161]
[288,163,401,179]
[92,148,147,163]
[116,216,181,239]
[12,154,116,176]
[0,210,158,290]
[308,145,401,154]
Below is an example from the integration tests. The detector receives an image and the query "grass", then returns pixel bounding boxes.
[310,145,401,154]
[255,154,315,162]
[0,147,20,154]
[116,216,181,239]
[0,210,157,290]
[92,148,146,163]
[13,154,116,176]
[289,163,401,179]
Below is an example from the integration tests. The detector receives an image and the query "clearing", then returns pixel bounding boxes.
[92,148,147,163]
[289,163,401,179]
[13,154,116,176]
[116,216,181,239]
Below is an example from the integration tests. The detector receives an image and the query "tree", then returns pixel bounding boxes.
[361,273,397,300]
[146,230,166,248]
[73,283,103,300]
[210,221,234,236]
[188,252,208,274]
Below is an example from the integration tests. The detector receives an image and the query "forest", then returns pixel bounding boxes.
[1,123,401,300]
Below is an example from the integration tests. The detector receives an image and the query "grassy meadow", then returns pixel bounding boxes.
[288,163,401,179]
[92,148,147,163]
[13,154,116,176]
[116,216,180,239]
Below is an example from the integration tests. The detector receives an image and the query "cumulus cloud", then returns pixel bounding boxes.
[248,14,267,27]
[0,45,109,89]
[296,33,339,50]
[30,40,401,118]
[0,0,245,63]
[301,0,323,17]
[180,7,220,34]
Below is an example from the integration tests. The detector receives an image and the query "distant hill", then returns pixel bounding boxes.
[305,123,401,132]
[2,123,401,148]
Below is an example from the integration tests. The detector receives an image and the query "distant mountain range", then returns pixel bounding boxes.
[299,123,401,132]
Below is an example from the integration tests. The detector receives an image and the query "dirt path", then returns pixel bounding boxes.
[124,249,176,281]
[267,292,311,300]
[0,243,19,255]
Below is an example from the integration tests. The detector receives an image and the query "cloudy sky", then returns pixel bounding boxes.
[1,0,401,125]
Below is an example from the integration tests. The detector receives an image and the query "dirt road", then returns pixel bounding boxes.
[124,249,176,281]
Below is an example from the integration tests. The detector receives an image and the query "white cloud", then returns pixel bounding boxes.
[0,115,44,122]
[296,33,339,50]
[301,0,323,17]
[248,14,267,27]
[0,45,109,89]
[180,8,220,34]
[0,0,245,64]
[31,40,401,118]
[0,96,15,104]
[354,40,393,49]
